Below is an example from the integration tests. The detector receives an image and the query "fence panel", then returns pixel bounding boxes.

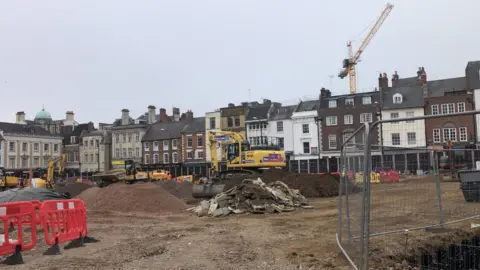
[337,123,369,269]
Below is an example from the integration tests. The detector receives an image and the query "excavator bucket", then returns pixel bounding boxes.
[192,183,226,198]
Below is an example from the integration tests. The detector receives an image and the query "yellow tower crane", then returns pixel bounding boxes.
[338,3,394,94]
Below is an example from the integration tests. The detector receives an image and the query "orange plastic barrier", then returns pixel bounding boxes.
[39,199,87,248]
[0,201,37,256]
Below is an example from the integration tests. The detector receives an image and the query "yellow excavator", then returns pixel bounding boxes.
[30,153,66,189]
[192,131,286,198]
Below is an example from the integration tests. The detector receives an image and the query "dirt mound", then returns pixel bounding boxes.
[56,183,93,197]
[155,181,198,204]
[76,182,187,213]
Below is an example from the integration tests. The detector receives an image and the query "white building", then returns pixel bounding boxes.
[205,110,222,162]
[266,105,296,152]
[79,130,112,173]
[380,87,426,148]
[0,122,63,169]
[291,100,319,160]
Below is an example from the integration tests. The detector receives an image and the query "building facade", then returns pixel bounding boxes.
[266,105,296,153]
[245,100,279,147]
[0,122,63,169]
[205,110,222,162]
[181,116,208,176]
[291,100,319,160]
[63,122,95,173]
[79,130,112,173]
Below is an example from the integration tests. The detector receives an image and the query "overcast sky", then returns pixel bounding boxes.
[0,0,479,124]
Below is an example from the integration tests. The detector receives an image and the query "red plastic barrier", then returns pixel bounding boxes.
[39,199,87,247]
[0,201,37,256]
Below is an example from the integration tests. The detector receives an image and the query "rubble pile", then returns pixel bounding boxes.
[188,178,312,217]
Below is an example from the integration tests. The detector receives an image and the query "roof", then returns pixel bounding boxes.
[182,117,205,133]
[395,77,418,87]
[295,100,318,112]
[34,109,52,120]
[142,121,189,141]
[80,130,104,138]
[246,106,270,121]
[382,85,425,110]
[428,77,466,97]
[268,105,296,121]
[63,123,94,145]
[319,91,379,109]
[0,122,59,137]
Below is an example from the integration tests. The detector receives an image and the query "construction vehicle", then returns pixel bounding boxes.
[30,153,66,189]
[95,159,168,187]
[338,2,394,94]
[192,131,286,198]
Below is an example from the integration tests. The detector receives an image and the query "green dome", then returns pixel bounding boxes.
[35,109,52,120]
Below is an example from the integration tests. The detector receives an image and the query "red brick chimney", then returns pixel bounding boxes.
[391,71,399,88]
[159,108,169,123]
[185,110,194,122]
[382,72,389,89]
[416,67,427,85]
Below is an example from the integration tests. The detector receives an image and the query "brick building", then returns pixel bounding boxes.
[181,117,209,176]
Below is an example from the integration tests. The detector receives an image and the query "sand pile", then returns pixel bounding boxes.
[155,181,198,204]
[77,182,187,213]
[56,182,93,197]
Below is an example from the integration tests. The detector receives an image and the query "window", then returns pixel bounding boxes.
[362,96,372,105]
[9,157,15,168]
[302,124,309,134]
[70,136,77,144]
[227,117,233,127]
[303,142,310,154]
[360,113,372,123]
[74,152,78,162]
[187,151,194,159]
[128,148,132,158]
[128,134,132,142]
[135,147,140,157]
[84,154,89,163]
[115,148,120,158]
[278,137,284,149]
[90,154,94,163]
[197,135,204,147]
[153,141,159,151]
[459,127,468,141]
[433,129,441,143]
[153,154,159,164]
[390,112,399,124]
[172,139,178,149]
[407,132,416,145]
[44,143,49,152]
[457,102,465,113]
[9,142,15,152]
[54,144,59,152]
[391,133,400,146]
[21,157,27,168]
[443,128,457,142]
[326,116,337,126]
[163,153,169,163]
[441,103,454,114]
[328,100,337,108]
[33,143,39,152]
[276,121,284,132]
[343,133,355,145]
[197,151,204,159]
[135,132,140,142]
[90,140,94,147]
[345,98,354,106]
[234,117,240,127]
[344,115,353,125]
[163,140,169,150]
[33,157,39,167]
[262,122,267,129]
[115,134,119,142]
[172,152,178,163]
[187,136,193,148]
[122,133,126,143]
[22,142,27,152]
[144,154,150,164]
[209,117,216,129]
[431,105,439,115]
[328,135,337,149]
[144,142,150,151]
[122,148,126,158]
[393,93,403,104]
[406,111,414,123]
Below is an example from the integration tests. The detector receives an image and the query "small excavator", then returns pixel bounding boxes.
[191,131,286,198]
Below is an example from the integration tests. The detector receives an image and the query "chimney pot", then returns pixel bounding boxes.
[121,109,130,125]
[159,108,169,123]
[228,103,235,108]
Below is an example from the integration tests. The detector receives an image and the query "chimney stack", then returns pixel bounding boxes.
[172,107,180,121]
[228,103,235,108]
[391,71,399,88]
[382,73,389,89]
[185,110,194,121]
[65,111,74,122]
[159,108,169,123]
[147,105,156,124]
[121,109,130,125]
[16,111,26,124]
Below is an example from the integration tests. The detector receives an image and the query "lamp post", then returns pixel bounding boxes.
[160,128,172,173]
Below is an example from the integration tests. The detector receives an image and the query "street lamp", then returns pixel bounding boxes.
[160,128,172,174]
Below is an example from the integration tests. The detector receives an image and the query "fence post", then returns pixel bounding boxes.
[434,153,445,226]
[362,122,372,270]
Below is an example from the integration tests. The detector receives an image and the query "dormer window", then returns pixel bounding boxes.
[70,136,77,144]
[345,98,354,106]
[328,100,337,108]
[393,93,403,104]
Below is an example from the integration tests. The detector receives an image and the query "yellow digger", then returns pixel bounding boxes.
[192,131,286,198]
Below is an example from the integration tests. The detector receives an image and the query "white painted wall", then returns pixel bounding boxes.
[205,111,222,162]
[474,89,480,142]
[111,128,146,161]
[266,119,293,152]
[245,120,269,146]
[381,108,426,148]
[291,110,319,160]
[80,135,107,172]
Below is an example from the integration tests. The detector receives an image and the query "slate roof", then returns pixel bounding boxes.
[295,100,319,112]
[142,121,189,141]
[182,117,205,133]
[246,106,270,121]
[0,122,59,137]
[428,77,466,97]
[268,105,296,121]
[80,130,104,138]
[395,77,418,87]
[63,123,94,145]
[382,85,424,110]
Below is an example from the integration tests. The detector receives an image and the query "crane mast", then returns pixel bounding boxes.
[338,3,394,94]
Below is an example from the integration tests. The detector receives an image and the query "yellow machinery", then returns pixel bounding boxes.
[30,153,66,189]
[338,3,394,94]
[192,131,286,198]
[95,159,169,187]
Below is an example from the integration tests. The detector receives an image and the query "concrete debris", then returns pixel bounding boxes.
[187,178,311,217]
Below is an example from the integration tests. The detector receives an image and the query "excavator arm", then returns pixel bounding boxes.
[46,153,66,189]
[207,131,247,175]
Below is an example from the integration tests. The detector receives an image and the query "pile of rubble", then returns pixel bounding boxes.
[187,178,312,217]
